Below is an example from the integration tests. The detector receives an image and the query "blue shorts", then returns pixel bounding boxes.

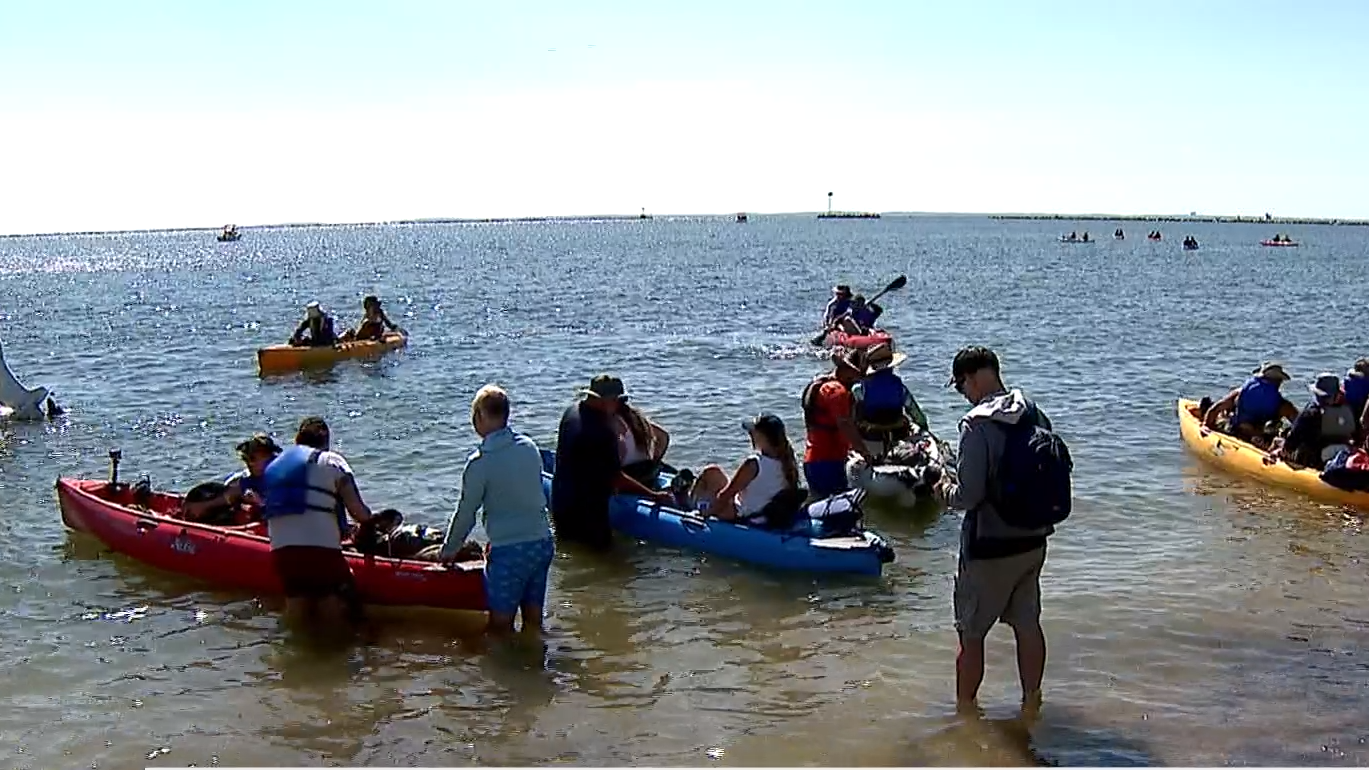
[485,537,556,615]
[804,460,850,499]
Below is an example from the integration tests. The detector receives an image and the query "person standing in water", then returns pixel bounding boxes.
[551,375,673,550]
[437,385,556,636]
[261,416,376,630]
[936,346,1073,713]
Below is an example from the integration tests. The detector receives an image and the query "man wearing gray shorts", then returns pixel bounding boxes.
[936,346,1072,712]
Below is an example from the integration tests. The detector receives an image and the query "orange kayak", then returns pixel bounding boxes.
[257,331,407,375]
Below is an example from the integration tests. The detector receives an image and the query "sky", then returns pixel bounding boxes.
[1,0,1366,235]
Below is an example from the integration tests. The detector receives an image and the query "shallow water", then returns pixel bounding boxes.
[1,215,1368,767]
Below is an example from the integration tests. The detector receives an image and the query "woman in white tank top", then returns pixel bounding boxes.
[688,413,801,524]
[616,401,672,487]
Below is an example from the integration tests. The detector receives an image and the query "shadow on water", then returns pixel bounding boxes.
[719,701,1162,767]
[258,366,344,386]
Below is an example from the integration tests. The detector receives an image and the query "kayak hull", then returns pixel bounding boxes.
[821,330,893,350]
[538,450,893,575]
[55,478,488,611]
[1176,399,1369,510]
[1260,241,1299,247]
[257,331,407,375]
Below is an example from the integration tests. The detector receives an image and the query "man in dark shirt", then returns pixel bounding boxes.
[551,375,672,550]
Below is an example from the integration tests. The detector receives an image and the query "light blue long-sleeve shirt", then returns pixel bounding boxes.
[439,427,553,558]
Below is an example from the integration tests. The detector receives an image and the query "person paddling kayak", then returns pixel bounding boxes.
[822,285,854,328]
[289,301,339,347]
[339,295,400,343]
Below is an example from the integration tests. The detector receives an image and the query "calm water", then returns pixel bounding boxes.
[2,215,1368,767]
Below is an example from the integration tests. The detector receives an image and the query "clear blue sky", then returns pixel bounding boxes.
[2,0,1365,234]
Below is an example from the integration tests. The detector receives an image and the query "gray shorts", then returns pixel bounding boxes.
[953,546,1046,640]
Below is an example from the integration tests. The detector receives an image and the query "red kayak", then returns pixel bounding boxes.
[55,476,488,613]
[822,329,894,349]
[1261,240,1299,247]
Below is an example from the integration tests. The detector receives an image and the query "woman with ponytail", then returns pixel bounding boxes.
[615,399,672,487]
[686,413,805,527]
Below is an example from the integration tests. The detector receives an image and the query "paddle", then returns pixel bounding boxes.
[810,275,908,345]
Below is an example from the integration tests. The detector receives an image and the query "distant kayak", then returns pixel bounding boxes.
[1059,237,1094,244]
[1261,240,1299,247]
[1183,243,1199,250]
[820,330,893,350]
[257,331,408,375]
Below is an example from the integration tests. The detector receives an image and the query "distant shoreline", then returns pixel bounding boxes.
[3,210,1366,239]
[989,213,1369,227]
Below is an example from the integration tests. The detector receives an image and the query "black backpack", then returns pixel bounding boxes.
[991,410,1074,529]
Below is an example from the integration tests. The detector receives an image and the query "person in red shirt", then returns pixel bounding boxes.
[801,350,875,497]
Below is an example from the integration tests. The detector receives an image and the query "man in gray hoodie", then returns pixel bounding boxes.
[936,345,1059,712]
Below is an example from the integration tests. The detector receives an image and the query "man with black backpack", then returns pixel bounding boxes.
[935,346,1074,713]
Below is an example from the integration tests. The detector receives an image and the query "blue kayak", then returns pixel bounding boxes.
[539,450,895,576]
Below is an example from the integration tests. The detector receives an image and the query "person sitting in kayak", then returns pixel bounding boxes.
[836,295,883,335]
[289,301,339,347]
[339,295,399,343]
[1081,231,1090,242]
[349,508,450,559]
[181,433,282,525]
[1201,362,1299,449]
[850,342,930,459]
[1342,358,1369,439]
[684,413,806,528]
[1272,372,1356,469]
[823,285,853,328]
[616,398,672,489]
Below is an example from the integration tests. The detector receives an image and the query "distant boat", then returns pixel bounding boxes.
[736,212,748,223]
[217,224,241,242]
[817,191,880,220]
[638,207,651,220]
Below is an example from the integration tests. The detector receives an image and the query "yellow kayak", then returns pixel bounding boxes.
[257,331,408,375]
[1176,398,1369,510]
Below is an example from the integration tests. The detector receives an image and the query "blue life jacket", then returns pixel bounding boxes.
[1232,376,1284,429]
[261,445,347,533]
[1344,375,1369,422]
[826,297,851,323]
[852,305,879,330]
[225,469,266,498]
[856,369,908,432]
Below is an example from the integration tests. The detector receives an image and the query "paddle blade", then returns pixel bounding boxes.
[884,275,908,293]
